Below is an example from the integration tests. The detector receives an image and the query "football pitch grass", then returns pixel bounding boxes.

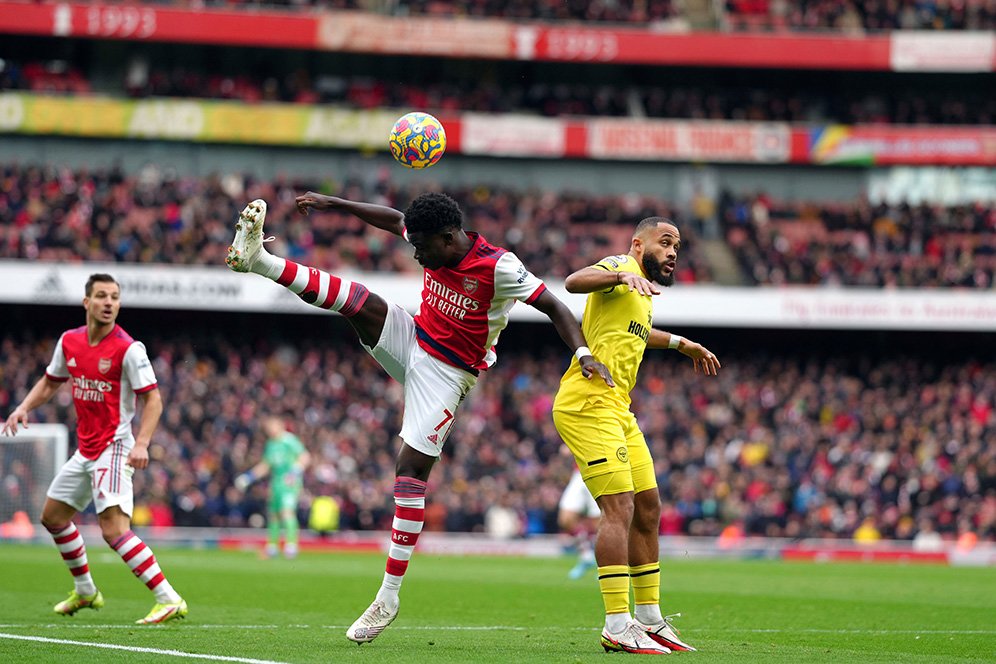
[0,544,993,663]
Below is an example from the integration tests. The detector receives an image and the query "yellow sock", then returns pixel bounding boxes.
[597,565,631,617]
[630,562,660,608]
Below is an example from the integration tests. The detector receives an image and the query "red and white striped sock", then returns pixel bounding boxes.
[111,530,181,604]
[375,477,427,609]
[46,523,97,596]
[259,256,369,317]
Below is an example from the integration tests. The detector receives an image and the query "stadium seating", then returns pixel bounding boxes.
[720,192,996,287]
[723,0,996,32]
[4,162,995,288]
[0,0,992,557]
[0,163,716,282]
[4,58,993,125]
[3,333,993,541]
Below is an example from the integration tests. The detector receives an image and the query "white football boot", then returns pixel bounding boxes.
[346,599,398,644]
[225,199,273,273]
[639,613,697,652]
[600,621,671,654]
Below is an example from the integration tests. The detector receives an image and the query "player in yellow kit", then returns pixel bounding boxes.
[553,216,721,655]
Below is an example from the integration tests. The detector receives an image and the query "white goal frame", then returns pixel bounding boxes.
[4,423,69,483]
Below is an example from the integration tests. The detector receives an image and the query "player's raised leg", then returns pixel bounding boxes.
[225,199,388,347]
[41,498,104,616]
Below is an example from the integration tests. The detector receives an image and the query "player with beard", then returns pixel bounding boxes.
[552,217,721,655]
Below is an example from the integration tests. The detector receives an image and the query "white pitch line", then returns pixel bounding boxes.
[2,624,994,635]
[0,633,291,664]
[715,628,996,635]
[0,625,289,631]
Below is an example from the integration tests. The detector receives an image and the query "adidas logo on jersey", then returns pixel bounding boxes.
[67,358,77,367]
[427,434,439,444]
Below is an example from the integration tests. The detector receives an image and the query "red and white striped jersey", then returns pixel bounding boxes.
[45,325,158,459]
[412,231,546,372]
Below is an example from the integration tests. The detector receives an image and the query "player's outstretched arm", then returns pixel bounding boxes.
[530,290,615,388]
[648,330,721,376]
[236,461,272,491]
[2,376,63,436]
[565,266,659,296]
[295,191,405,237]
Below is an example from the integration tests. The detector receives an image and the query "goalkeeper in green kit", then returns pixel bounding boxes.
[236,416,311,559]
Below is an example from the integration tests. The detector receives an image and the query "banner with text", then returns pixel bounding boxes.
[460,114,566,158]
[0,93,399,148]
[524,27,895,69]
[810,125,996,166]
[317,13,513,58]
[2,262,993,331]
[890,31,996,72]
[587,120,792,163]
[3,93,994,167]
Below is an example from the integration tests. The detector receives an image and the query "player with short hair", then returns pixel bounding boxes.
[553,217,721,654]
[235,415,311,559]
[2,274,188,624]
[225,192,614,643]
[225,193,613,644]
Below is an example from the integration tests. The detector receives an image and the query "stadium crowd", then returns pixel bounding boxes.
[720,191,996,288]
[2,332,993,544]
[388,0,680,22]
[4,59,993,126]
[113,0,680,23]
[3,162,996,289]
[724,0,996,32]
[0,163,717,282]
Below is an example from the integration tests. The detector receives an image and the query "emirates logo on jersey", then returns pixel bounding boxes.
[72,375,111,403]
[98,358,112,374]
[424,274,481,321]
[462,277,479,294]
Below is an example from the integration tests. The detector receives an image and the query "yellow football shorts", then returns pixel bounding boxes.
[553,404,657,500]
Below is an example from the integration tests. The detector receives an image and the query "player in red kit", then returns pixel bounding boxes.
[2,274,187,625]
[225,193,614,644]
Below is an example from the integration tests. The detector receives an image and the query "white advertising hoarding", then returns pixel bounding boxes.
[1,262,994,331]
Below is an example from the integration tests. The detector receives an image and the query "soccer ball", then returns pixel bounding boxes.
[389,112,446,169]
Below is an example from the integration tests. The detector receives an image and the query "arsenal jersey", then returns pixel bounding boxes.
[45,325,158,459]
[411,231,546,372]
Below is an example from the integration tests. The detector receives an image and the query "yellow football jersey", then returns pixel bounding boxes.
[555,253,653,410]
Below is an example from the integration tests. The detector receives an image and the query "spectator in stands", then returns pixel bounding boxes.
[0,163,713,283]
[724,0,996,31]
[6,59,994,126]
[720,191,996,288]
[2,332,992,545]
[5,162,995,289]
